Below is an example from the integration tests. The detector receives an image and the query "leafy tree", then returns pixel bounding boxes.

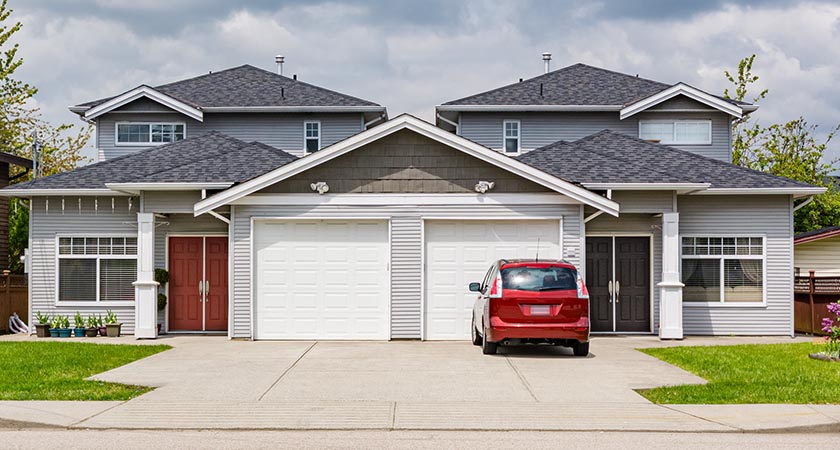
[0,0,91,272]
[725,55,840,232]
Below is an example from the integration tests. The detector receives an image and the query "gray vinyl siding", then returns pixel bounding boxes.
[677,195,794,336]
[586,213,664,332]
[794,236,840,276]
[230,202,582,339]
[458,109,732,162]
[28,196,139,334]
[610,190,675,213]
[112,98,176,113]
[143,191,203,214]
[153,214,229,327]
[96,112,364,160]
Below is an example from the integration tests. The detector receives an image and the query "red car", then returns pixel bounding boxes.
[469,259,590,356]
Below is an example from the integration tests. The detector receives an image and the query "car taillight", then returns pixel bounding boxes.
[576,271,589,299]
[488,270,503,298]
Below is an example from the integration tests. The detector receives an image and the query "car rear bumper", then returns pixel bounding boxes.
[486,316,589,343]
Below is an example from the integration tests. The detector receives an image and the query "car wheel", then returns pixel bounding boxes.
[572,342,589,357]
[481,328,498,355]
[471,315,482,346]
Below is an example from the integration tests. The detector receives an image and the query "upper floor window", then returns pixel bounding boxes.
[304,121,321,153]
[639,120,711,145]
[503,120,520,153]
[116,122,185,145]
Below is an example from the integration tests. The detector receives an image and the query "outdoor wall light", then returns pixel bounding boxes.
[310,181,330,195]
[474,180,495,194]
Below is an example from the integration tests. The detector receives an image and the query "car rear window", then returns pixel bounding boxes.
[501,266,577,291]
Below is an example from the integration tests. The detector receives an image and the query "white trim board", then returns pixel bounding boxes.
[195,114,619,217]
[84,86,203,122]
[231,193,580,206]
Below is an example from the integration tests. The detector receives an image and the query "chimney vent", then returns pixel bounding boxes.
[540,82,544,97]
[275,55,285,75]
[542,52,552,73]
[281,87,285,98]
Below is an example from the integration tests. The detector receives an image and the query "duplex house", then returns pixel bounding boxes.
[1,61,823,340]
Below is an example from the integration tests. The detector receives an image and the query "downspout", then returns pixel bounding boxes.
[793,195,815,212]
[584,189,612,223]
[364,113,386,128]
[201,189,230,224]
[436,113,460,134]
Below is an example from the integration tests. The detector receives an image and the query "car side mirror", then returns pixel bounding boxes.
[468,282,481,292]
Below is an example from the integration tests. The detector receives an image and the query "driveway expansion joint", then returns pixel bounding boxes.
[655,404,739,431]
[257,341,317,401]
[504,354,538,402]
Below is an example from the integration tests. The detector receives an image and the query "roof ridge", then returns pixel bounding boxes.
[154,64,253,90]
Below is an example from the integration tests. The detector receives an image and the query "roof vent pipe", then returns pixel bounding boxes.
[275,55,285,75]
[542,52,552,73]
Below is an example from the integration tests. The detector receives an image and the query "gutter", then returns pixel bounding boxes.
[0,188,128,197]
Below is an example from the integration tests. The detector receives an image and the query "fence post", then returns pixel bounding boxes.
[809,270,816,334]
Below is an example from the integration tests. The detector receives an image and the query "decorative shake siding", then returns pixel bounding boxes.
[96,111,365,160]
[230,203,582,339]
[678,195,794,336]
[28,196,139,333]
[458,109,732,162]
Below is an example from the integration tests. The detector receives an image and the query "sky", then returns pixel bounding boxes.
[7,0,840,169]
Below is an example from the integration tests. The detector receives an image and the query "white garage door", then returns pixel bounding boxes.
[424,220,561,340]
[254,219,390,340]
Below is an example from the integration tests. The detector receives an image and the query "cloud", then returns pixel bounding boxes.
[6,0,840,168]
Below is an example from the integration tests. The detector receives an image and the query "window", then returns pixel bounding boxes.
[116,123,185,145]
[681,236,764,304]
[57,237,137,303]
[304,121,321,153]
[501,266,578,291]
[639,120,711,145]
[503,120,520,153]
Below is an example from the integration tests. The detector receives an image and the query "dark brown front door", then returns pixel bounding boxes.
[168,236,228,332]
[614,237,651,332]
[585,236,651,332]
[586,237,613,332]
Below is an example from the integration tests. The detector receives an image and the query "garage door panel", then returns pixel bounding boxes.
[254,219,389,340]
[425,220,561,340]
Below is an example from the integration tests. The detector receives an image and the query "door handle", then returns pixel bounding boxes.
[204,280,209,296]
[608,280,613,303]
[615,280,620,302]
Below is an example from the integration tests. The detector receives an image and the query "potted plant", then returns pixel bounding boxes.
[57,315,72,338]
[73,312,85,337]
[84,315,99,337]
[97,314,106,336]
[155,268,169,334]
[34,311,51,338]
[48,316,60,337]
[105,310,122,337]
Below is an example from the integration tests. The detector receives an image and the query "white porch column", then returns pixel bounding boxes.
[133,212,159,339]
[658,212,684,339]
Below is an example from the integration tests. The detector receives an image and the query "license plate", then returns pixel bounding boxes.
[530,305,551,316]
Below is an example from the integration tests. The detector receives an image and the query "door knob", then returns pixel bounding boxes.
[615,280,620,302]
[204,280,209,296]
[608,280,613,303]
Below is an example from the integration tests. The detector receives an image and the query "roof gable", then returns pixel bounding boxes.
[83,85,204,121]
[620,83,743,119]
[194,114,620,216]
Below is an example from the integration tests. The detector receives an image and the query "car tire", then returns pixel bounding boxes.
[471,316,482,346]
[572,342,589,357]
[481,328,498,355]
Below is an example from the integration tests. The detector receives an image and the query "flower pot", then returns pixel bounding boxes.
[84,328,98,337]
[99,326,107,336]
[106,323,122,337]
[35,324,50,338]
[58,328,72,338]
[73,327,85,337]
[49,328,59,337]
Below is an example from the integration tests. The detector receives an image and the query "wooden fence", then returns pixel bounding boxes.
[794,271,840,335]
[0,273,27,334]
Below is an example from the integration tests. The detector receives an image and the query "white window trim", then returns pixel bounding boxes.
[54,235,138,306]
[680,234,767,307]
[304,120,321,154]
[502,119,521,154]
[639,119,712,145]
[115,121,187,147]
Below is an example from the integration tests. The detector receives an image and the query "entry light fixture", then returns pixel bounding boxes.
[474,180,495,194]
[310,181,330,195]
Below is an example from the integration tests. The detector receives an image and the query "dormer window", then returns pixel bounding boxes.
[503,120,520,154]
[304,121,321,153]
[116,122,185,145]
[639,120,711,145]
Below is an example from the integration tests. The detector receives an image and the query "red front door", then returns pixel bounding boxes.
[168,236,228,332]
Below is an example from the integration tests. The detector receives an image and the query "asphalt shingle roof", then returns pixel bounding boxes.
[517,130,814,189]
[794,226,840,242]
[443,63,747,107]
[6,132,297,190]
[76,65,382,109]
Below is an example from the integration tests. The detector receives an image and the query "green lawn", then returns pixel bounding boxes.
[0,341,169,401]
[637,342,840,404]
